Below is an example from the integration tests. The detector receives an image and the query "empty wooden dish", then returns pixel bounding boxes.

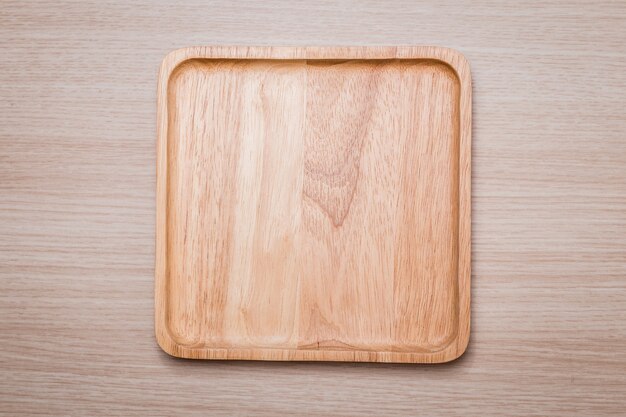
[155,46,471,363]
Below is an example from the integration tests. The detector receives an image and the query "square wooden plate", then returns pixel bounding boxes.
[156,46,471,363]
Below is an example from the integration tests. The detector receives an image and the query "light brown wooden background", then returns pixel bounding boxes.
[1,1,625,415]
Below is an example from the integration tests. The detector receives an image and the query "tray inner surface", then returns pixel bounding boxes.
[165,58,460,354]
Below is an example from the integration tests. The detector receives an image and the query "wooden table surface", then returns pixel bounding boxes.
[1,1,625,415]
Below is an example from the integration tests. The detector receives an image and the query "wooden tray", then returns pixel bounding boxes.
[155,46,471,363]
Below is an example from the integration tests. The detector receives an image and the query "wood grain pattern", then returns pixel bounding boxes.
[156,47,471,363]
[1,0,625,415]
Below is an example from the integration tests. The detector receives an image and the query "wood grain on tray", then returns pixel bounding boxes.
[155,46,471,363]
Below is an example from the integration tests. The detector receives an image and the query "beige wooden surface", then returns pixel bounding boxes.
[0,0,625,415]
